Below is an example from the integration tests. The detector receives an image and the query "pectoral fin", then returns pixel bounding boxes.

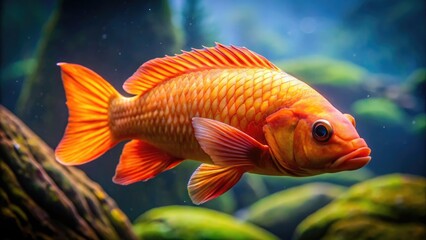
[188,164,246,204]
[192,117,269,168]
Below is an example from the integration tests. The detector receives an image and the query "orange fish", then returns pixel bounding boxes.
[55,43,371,204]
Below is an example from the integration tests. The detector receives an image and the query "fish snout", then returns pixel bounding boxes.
[330,138,371,171]
[351,138,368,149]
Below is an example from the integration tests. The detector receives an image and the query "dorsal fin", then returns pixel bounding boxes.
[123,43,280,95]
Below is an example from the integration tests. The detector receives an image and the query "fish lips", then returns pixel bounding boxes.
[329,147,372,171]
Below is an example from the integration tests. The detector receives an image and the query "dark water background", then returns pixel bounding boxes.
[1,0,425,221]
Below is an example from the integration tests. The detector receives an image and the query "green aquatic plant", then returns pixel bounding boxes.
[133,206,278,240]
[275,56,367,87]
[351,97,407,125]
[0,58,36,81]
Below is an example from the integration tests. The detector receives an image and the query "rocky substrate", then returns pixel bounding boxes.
[0,105,136,240]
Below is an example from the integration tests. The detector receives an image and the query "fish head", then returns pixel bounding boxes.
[264,101,371,176]
[293,110,371,174]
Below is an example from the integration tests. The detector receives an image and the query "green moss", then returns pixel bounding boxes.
[275,56,367,87]
[133,206,278,240]
[295,174,426,240]
[323,217,426,240]
[0,106,137,239]
[351,98,406,125]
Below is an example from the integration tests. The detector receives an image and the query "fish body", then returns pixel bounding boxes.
[110,68,306,173]
[56,43,371,204]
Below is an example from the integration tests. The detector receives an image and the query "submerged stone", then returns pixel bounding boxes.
[295,174,426,240]
[0,106,136,240]
[133,205,278,240]
[242,183,346,240]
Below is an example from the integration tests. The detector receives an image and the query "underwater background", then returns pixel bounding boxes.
[1,0,425,239]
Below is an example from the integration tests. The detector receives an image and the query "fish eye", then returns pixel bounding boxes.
[312,119,333,142]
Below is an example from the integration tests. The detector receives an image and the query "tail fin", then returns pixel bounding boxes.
[55,63,120,165]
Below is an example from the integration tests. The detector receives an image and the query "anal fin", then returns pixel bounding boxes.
[188,164,246,205]
[113,140,182,185]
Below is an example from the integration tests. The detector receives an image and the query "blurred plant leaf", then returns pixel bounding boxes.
[0,58,36,82]
[351,98,406,125]
[276,56,367,87]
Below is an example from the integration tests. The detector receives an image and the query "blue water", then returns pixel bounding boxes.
[1,0,425,227]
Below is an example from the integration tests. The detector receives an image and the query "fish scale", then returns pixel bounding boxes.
[109,68,307,161]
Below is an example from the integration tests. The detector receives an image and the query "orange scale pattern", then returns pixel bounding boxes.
[109,67,306,161]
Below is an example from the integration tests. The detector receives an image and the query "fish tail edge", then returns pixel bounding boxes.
[55,63,120,165]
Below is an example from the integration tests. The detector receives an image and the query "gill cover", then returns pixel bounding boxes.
[263,108,299,173]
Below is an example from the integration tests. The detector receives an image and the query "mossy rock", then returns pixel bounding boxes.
[262,168,373,193]
[276,56,367,87]
[295,174,426,240]
[0,105,136,240]
[242,183,347,240]
[232,168,374,209]
[133,206,278,240]
[351,97,407,126]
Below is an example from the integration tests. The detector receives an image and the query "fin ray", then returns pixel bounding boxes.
[123,43,280,95]
[55,63,120,165]
[192,117,269,168]
[188,164,246,204]
[113,140,182,185]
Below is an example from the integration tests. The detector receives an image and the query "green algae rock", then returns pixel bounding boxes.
[0,105,136,240]
[261,168,373,193]
[351,97,407,126]
[265,168,374,188]
[243,183,347,240]
[231,168,373,209]
[276,56,367,87]
[295,174,426,240]
[133,206,278,240]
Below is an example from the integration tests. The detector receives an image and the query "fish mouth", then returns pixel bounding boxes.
[330,147,371,171]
